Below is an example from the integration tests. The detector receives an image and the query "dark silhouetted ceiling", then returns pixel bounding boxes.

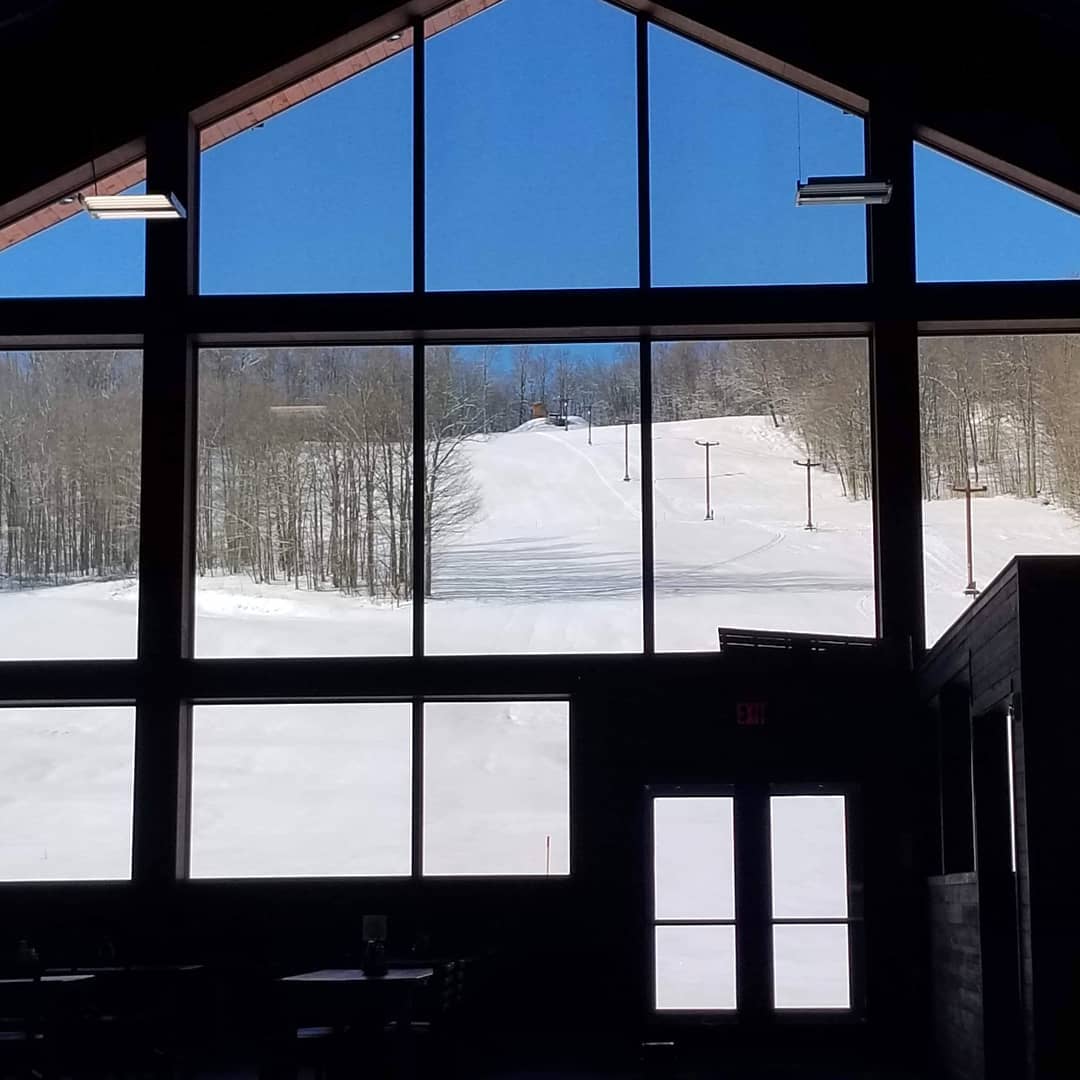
[1,0,1078,216]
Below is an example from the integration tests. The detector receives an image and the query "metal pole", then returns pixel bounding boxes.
[953,483,988,595]
[706,443,711,520]
[964,488,973,590]
[793,459,822,530]
[624,421,630,482]
[587,404,592,446]
[695,439,719,520]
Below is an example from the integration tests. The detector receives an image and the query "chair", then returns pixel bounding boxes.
[386,960,471,1076]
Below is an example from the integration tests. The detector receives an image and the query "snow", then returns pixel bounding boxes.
[5,414,1078,660]
[0,706,134,881]
[3,414,1079,1005]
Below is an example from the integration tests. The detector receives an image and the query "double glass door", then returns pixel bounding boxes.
[649,786,856,1015]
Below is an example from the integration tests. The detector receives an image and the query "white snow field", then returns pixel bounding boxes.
[6,414,1077,663]
[0,698,570,883]
[190,700,570,880]
[3,415,1079,1004]
[652,795,851,1010]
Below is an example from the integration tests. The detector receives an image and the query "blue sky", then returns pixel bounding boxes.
[1,0,1078,297]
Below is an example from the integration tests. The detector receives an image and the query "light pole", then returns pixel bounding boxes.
[586,403,593,446]
[623,420,631,482]
[695,439,719,520]
[952,481,988,596]
[793,458,822,530]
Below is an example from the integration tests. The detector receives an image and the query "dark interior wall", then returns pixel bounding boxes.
[3,1,1080,219]
[929,873,983,1080]
[917,557,1080,1080]
[918,561,1023,1080]
[1016,558,1080,1079]
[0,654,925,1067]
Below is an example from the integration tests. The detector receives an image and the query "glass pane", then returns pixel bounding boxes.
[191,703,411,878]
[772,924,850,1009]
[200,42,412,293]
[770,795,848,918]
[655,924,736,1011]
[0,176,146,297]
[423,700,569,876]
[649,25,866,286]
[0,349,142,659]
[0,707,134,881]
[653,797,734,920]
[652,339,874,650]
[915,144,1080,282]
[920,334,1080,646]
[195,346,412,657]
[424,344,642,654]
[426,0,637,290]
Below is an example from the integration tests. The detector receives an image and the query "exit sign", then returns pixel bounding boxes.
[736,701,767,727]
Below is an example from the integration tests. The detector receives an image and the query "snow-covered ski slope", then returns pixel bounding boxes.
[4,414,1080,662]
[2,414,1077,1008]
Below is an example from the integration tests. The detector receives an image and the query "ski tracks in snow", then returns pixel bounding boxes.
[533,429,642,519]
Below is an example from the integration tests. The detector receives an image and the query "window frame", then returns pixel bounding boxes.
[767,783,864,1016]
[0,2,1076,896]
[420,695,573,880]
[645,783,865,1023]
[187,699,417,882]
[647,785,739,1018]
[0,702,138,883]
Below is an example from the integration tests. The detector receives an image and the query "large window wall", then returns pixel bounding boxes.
[652,338,874,649]
[649,788,859,1015]
[0,349,143,659]
[0,0,1076,961]
[920,333,1080,645]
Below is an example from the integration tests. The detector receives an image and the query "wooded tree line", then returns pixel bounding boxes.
[3,337,1079,594]
[0,351,141,585]
[650,339,873,499]
[651,335,1080,507]
[919,335,1080,507]
[198,346,414,598]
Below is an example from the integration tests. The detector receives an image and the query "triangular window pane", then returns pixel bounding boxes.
[0,176,146,298]
[915,144,1080,281]
[425,0,638,291]
[200,41,413,294]
[649,24,867,286]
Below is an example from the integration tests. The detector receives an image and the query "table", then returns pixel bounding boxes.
[0,973,98,1071]
[44,964,203,976]
[280,968,433,984]
[41,964,207,1068]
[272,968,434,1077]
[0,975,95,985]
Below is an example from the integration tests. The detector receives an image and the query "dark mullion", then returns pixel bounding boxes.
[636,13,651,292]
[640,338,655,653]
[655,919,737,927]
[412,16,425,297]
[0,297,145,347]
[867,102,923,653]
[412,342,425,658]
[734,783,772,1018]
[132,111,198,885]
[11,280,1080,347]
[411,697,424,878]
[771,917,854,926]
[412,17,426,662]
[636,15,655,656]
[843,786,866,1011]
[189,285,877,344]
[643,790,656,1016]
